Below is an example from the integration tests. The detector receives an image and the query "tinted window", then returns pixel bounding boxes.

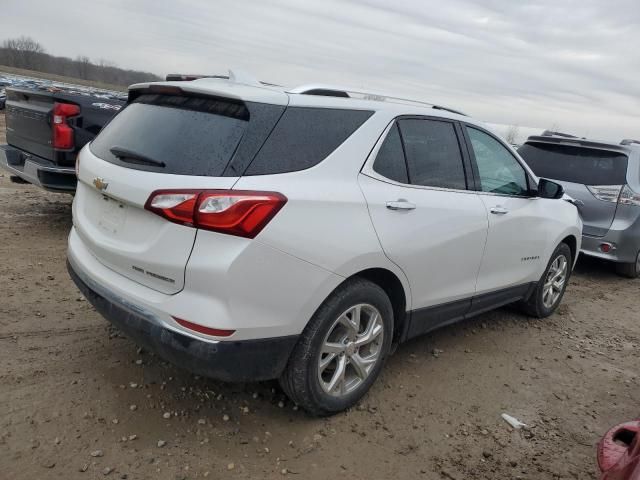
[397,119,466,189]
[467,127,529,196]
[518,143,628,185]
[372,124,408,183]
[91,95,249,176]
[245,107,373,175]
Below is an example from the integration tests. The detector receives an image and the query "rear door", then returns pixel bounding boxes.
[74,89,286,294]
[518,142,629,237]
[359,117,488,325]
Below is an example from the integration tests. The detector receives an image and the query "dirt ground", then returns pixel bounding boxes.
[0,111,639,479]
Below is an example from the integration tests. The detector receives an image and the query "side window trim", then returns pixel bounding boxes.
[364,115,478,194]
[454,121,478,191]
[462,123,536,197]
[394,120,412,184]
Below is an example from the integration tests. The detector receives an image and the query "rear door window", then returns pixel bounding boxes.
[397,118,467,190]
[91,94,251,176]
[245,107,373,175]
[518,143,628,185]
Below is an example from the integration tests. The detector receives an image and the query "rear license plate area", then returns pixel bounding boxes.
[98,195,127,234]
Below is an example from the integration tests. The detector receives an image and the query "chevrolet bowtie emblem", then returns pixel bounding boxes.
[93,177,109,191]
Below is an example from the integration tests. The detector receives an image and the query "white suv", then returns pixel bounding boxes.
[67,73,582,415]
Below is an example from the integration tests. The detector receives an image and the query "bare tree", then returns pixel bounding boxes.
[2,36,46,69]
[504,124,520,145]
[0,36,160,86]
[98,58,116,69]
[76,55,91,79]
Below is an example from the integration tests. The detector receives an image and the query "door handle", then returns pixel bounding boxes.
[386,200,416,211]
[490,206,508,215]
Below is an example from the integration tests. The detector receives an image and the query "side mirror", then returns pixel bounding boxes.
[538,178,564,199]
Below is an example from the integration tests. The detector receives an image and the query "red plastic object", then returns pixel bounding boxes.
[598,420,640,480]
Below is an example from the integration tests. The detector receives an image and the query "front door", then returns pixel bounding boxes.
[463,125,548,294]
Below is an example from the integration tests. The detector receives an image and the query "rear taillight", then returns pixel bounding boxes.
[618,185,640,207]
[587,185,623,203]
[145,190,287,238]
[52,102,80,150]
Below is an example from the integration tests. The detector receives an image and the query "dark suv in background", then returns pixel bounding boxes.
[519,132,640,278]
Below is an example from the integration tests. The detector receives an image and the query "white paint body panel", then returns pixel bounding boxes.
[358,174,488,308]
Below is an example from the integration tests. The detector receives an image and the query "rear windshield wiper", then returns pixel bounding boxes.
[110,146,166,168]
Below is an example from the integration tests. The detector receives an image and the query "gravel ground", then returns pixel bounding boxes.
[1,112,639,479]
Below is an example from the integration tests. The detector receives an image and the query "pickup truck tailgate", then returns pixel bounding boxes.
[5,89,56,161]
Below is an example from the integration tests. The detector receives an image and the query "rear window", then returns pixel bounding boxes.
[518,143,628,185]
[91,94,250,176]
[244,107,373,175]
[91,96,372,177]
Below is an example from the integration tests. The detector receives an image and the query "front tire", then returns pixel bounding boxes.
[520,243,572,318]
[280,278,393,416]
[615,250,640,278]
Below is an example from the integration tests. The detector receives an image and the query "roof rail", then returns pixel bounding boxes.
[288,84,467,116]
[541,130,581,139]
[620,139,640,146]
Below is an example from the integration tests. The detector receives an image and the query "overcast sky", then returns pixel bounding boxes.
[4,0,640,141]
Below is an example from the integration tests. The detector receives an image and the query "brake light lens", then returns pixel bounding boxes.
[145,190,287,238]
[173,317,235,337]
[618,185,640,207]
[587,185,623,203]
[52,102,80,149]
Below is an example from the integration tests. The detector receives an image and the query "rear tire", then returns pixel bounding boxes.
[280,278,393,416]
[615,250,640,278]
[520,243,572,318]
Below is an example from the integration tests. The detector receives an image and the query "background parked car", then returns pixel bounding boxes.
[519,131,640,278]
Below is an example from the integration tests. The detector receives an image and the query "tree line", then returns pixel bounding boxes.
[0,36,161,86]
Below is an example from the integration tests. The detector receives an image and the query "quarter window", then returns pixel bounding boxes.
[467,127,529,196]
[397,119,467,190]
[372,124,409,184]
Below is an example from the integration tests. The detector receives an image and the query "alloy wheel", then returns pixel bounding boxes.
[542,254,568,308]
[317,304,384,397]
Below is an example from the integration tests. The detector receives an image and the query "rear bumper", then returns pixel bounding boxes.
[581,227,640,264]
[0,144,76,192]
[67,258,298,382]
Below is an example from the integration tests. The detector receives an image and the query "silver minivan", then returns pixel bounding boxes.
[519,132,640,278]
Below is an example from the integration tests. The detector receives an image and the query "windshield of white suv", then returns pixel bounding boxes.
[518,143,628,185]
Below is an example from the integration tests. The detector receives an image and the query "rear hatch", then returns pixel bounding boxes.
[74,83,288,294]
[518,142,629,237]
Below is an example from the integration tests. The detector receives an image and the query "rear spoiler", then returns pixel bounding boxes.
[525,135,633,154]
[165,70,281,87]
[165,74,229,82]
